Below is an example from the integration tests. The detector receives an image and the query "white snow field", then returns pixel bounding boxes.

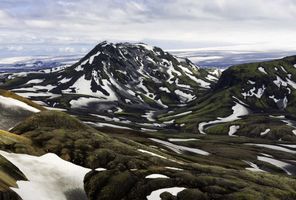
[0,95,40,113]
[0,151,105,200]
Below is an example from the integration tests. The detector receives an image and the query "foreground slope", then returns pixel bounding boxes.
[0,111,296,199]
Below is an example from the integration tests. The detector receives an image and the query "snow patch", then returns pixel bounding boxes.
[70,97,101,108]
[228,125,239,136]
[89,51,101,64]
[147,187,186,200]
[138,44,155,51]
[137,149,167,160]
[145,174,169,179]
[59,77,72,84]
[165,167,184,171]
[141,128,158,132]
[269,95,288,109]
[175,90,196,102]
[273,76,287,88]
[85,122,132,130]
[169,111,192,118]
[159,87,171,93]
[244,160,265,172]
[258,67,267,74]
[142,111,156,122]
[242,85,266,99]
[168,138,199,142]
[26,79,44,85]
[248,80,255,85]
[260,129,271,136]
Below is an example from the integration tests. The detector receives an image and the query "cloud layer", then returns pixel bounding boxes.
[1,0,296,55]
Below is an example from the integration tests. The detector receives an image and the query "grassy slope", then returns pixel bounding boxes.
[0,111,295,199]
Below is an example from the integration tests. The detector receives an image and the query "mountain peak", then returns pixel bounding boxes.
[66,41,213,107]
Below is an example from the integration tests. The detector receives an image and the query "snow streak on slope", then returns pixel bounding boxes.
[0,95,40,113]
[150,138,210,156]
[258,156,295,175]
[198,100,249,134]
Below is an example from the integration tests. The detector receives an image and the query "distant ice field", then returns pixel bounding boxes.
[0,55,82,73]
[169,50,296,68]
[1,50,296,73]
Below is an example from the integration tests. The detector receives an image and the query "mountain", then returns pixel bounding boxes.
[215,56,296,113]
[169,56,296,141]
[0,42,219,132]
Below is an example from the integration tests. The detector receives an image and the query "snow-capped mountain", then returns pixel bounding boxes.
[0,42,218,131]
[59,42,215,105]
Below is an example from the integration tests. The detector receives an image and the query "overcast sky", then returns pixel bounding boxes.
[1,0,296,56]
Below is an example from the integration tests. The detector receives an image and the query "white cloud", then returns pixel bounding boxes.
[1,0,296,54]
[59,47,75,53]
[7,45,24,51]
[25,20,56,28]
[0,10,18,26]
